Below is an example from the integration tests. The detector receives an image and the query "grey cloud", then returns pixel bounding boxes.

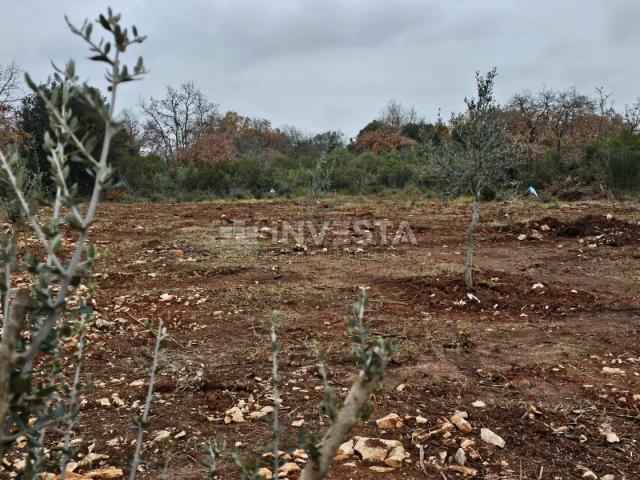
[1,0,638,136]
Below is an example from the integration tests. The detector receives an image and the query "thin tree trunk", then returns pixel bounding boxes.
[465,194,480,289]
[300,372,384,480]
[0,289,29,444]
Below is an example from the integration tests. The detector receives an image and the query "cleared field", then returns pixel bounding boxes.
[42,197,640,479]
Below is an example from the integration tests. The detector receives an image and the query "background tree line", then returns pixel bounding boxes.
[1,62,640,209]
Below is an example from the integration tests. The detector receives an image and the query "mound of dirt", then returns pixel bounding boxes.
[500,214,640,246]
[377,270,630,317]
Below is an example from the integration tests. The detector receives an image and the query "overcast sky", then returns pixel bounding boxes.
[1,0,638,137]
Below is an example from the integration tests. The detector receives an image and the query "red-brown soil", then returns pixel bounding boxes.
[4,197,640,479]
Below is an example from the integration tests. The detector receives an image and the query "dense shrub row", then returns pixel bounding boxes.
[112,148,439,201]
[110,129,640,202]
[4,78,640,208]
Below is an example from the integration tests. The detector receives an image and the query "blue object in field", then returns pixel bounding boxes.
[527,186,538,198]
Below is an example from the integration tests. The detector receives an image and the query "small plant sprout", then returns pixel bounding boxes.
[60,311,90,480]
[300,288,395,480]
[129,319,167,480]
[202,440,226,479]
[269,311,282,479]
[199,290,394,480]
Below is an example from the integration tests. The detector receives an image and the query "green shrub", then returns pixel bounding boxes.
[0,157,45,222]
[519,153,565,187]
[583,130,640,191]
[480,185,496,201]
[115,154,170,196]
[114,147,436,200]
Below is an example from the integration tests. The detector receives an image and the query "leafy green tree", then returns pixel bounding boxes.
[401,121,441,144]
[356,119,384,137]
[20,84,137,195]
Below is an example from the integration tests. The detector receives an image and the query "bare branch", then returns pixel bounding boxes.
[0,63,21,106]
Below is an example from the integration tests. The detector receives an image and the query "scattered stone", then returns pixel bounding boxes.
[369,466,395,473]
[472,400,486,408]
[84,468,124,479]
[106,438,119,447]
[466,292,481,303]
[450,415,472,433]
[530,230,544,240]
[97,398,111,407]
[480,428,505,448]
[384,445,406,468]
[354,438,389,463]
[78,453,109,468]
[606,432,620,443]
[460,438,475,449]
[225,406,245,423]
[425,421,454,438]
[415,415,429,424]
[42,473,88,480]
[376,413,404,429]
[336,439,354,459]
[602,366,625,375]
[292,449,308,460]
[354,437,401,463]
[250,406,274,419]
[454,447,466,466]
[110,393,125,407]
[602,475,615,480]
[447,465,478,476]
[599,423,620,443]
[453,410,468,419]
[173,430,186,440]
[279,462,301,475]
[262,450,287,459]
[94,319,115,330]
[459,439,480,460]
[291,419,305,427]
[152,430,171,443]
[517,234,527,241]
[256,468,273,479]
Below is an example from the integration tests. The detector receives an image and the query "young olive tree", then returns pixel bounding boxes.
[0,9,145,477]
[204,289,395,480]
[428,68,521,289]
[300,289,394,480]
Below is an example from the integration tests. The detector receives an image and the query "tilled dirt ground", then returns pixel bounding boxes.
[9,197,640,479]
